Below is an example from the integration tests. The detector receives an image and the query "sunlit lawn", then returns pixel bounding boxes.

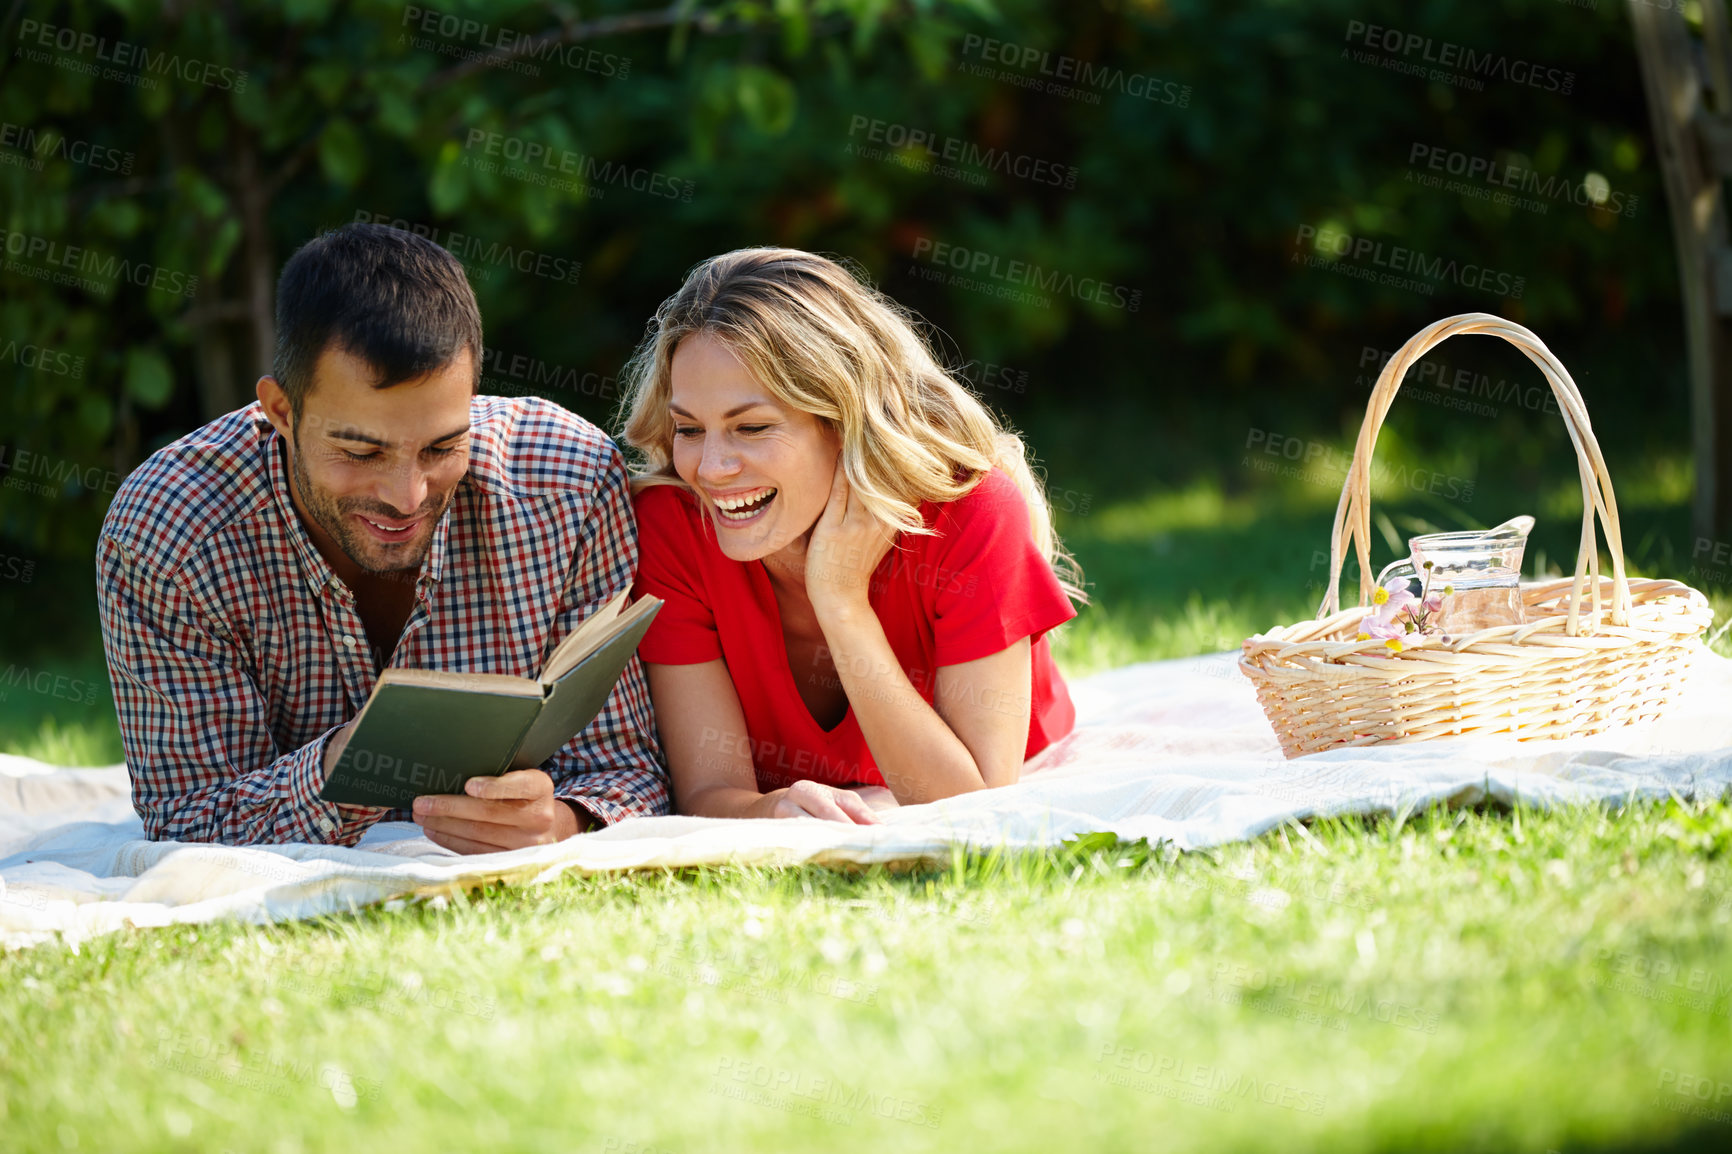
[2,466,1730,1152]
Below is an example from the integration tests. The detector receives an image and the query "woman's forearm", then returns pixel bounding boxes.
[681,784,782,820]
[817,606,989,805]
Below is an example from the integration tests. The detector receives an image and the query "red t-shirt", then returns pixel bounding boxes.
[630,467,1079,792]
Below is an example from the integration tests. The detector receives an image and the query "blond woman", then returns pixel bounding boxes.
[621,247,1084,823]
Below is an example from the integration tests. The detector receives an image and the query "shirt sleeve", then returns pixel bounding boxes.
[540,445,672,827]
[930,469,1079,668]
[630,484,723,664]
[97,533,378,847]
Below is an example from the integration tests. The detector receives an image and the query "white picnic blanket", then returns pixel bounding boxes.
[4,648,1731,950]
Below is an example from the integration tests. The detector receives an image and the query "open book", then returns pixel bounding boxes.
[318,591,663,809]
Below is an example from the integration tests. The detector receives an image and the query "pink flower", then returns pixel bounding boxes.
[1350,616,1406,641]
[1360,617,1406,641]
[1423,593,1444,614]
[1371,579,1419,625]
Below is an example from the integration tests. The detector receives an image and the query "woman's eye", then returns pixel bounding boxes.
[674,426,702,439]
[737,424,769,434]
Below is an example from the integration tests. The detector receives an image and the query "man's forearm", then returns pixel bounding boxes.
[134,726,373,846]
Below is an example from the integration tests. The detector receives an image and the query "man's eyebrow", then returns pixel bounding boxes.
[668,402,774,419]
[327,424,471,448]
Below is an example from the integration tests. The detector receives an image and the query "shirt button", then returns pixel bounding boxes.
[342,635,357,648]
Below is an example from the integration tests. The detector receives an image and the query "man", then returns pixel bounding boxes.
[97,222,668,852]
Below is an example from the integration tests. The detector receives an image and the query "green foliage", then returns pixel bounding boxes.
[0,0,1690,574]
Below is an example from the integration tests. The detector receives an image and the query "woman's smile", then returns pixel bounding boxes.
[708,485,779,524]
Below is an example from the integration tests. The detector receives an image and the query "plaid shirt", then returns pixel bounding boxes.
[97,396,669,847]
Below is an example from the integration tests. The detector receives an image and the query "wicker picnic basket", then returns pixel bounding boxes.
[1240,312,1715,758]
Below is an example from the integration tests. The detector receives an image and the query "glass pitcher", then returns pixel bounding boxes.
[1374,515,1534,634]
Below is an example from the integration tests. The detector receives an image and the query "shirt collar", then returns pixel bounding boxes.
[260,414,454,597]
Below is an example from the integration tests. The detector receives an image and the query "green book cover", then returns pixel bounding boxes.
[320,681,541,807]
[318,593,662,810]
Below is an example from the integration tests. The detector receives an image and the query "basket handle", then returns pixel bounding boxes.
[1316,312,1630,637]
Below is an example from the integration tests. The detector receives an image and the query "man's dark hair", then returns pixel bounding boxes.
[272,222,483,423]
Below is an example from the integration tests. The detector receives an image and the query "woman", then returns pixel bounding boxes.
[620,247,1085,823]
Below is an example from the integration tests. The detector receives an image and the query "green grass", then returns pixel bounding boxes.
[3,466,1730,1152]
[6,804,1732,1151]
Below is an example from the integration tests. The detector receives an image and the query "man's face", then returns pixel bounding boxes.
[265,346,474,576]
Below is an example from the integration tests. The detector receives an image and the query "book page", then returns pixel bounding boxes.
[540,590,653,684]
[513,599,663,767]
[376,668,544,697]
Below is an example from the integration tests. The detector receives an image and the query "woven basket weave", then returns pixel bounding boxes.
[1240,312,1714,758]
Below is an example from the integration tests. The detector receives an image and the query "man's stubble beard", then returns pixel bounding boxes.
[287,435,452,576]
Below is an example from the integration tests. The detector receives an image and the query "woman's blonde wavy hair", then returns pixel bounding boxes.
[617,246,1085,605]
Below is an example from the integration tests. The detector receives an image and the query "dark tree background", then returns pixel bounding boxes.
[0,0,1700,656]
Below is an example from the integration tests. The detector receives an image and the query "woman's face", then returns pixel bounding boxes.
[668,331,840,563]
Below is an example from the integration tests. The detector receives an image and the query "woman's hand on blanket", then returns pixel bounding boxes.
[843,784,900,812]
[411,769,584,853]
[761,779,884,824]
